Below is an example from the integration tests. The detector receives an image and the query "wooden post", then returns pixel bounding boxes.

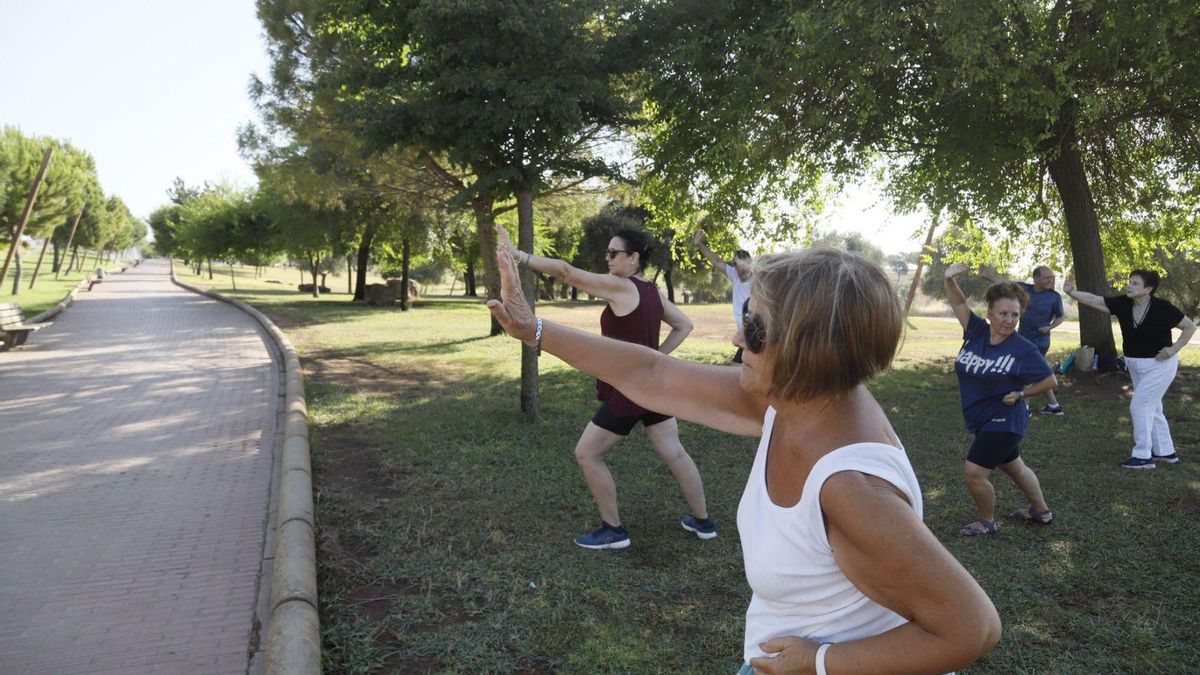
[1,147,54,288]
[904,209,940,316]
[56,205,86,279]
[28,227,55,289]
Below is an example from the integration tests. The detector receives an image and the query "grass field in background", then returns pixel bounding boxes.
[175,263,1200,674]
[0,253,134,316]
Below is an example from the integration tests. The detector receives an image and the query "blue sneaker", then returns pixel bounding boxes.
[1120,457,1156,470]
[1155,453,1181,464]
[680,514,717,540]
[574,523,630,550]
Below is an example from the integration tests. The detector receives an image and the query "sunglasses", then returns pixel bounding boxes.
[741,300,767,354]
[605,249,632,260]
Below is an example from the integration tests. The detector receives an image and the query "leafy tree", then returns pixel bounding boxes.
[635,0,1200,357]
[255,0,640,416]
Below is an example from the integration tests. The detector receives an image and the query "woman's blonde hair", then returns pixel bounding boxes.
[752,247,902,402]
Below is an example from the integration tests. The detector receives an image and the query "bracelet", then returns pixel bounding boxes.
[533,317,543,357]
[815,643,832,675]
[523,250,532,265]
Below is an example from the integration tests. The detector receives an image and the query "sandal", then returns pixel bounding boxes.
[959,517,997,537]
[1009,506,1053,524]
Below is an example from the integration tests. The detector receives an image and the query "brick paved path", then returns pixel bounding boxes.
[0,260,281,674]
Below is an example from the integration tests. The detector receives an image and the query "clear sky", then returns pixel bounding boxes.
[0,2,927,254]
[0,0,270,221]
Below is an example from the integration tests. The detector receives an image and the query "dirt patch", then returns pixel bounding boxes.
[265,312,318,330]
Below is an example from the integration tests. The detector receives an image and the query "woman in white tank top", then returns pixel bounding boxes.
[487,229,1001,674]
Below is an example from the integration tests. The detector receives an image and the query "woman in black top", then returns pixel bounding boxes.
[1065,270,1196,469]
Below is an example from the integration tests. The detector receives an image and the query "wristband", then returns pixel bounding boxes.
[815,643,831,675]
[524,250,532,265]
[534,317,543,357]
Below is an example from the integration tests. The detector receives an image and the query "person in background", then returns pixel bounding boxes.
[945,264,1058,536]
[502,229,713,549]
[489,232,1002,674]
[695,228,753,362]
[1065,270,1197,469]
[981,264,1066,415]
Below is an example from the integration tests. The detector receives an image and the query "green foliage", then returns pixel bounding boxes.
[808,229,886,266]
[635,0,1200,266]
[1,126,108,242]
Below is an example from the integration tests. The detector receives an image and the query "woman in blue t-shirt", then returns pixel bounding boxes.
[1064,269,1197,469]
[944,264,1059,536]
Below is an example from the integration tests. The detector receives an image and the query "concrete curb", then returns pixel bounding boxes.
[169,264,321,675]
[27,279,89,323]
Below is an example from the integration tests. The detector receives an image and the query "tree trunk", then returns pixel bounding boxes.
[354,222,377,301]
[472,190,503,335]
[347,255,353,295]
[663,230,676,303]
[207,258,213,279]
[51,242,61,273]
[29,229,53,289]
[904,211,939,316]
[1047,132,1117,356]
[400,236,412,311]
[464,259,477,296]
[9,247,21,295]
[309,255,320,297]
[515,182,538,417]
[229,263,237,290]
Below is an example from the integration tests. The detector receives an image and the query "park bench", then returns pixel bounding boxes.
[0,303,50,350]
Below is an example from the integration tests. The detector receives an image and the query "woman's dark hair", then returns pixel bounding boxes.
[1130,269,1161,295]
[614,230,653,272]
[985,281,1030,312]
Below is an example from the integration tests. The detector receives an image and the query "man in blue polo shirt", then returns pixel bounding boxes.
[981,265,1066,415]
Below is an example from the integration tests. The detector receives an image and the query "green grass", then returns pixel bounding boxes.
[0,264,112,317]
[179,264,1200,674]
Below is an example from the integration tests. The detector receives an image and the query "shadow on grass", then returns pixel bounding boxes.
[310,348,1200,673]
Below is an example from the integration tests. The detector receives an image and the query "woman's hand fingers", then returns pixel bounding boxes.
[491,227,537,342]
[748,637,816,674]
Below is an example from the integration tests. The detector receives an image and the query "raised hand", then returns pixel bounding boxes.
[486,225,537,344]
[1063,274,1075,295]
[944,262,971,279]
[693,229,707,247]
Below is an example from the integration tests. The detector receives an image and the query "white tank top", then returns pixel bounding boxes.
[737,406,924,662]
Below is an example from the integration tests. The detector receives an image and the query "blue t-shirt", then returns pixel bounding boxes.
[1016,282,1064,350]
[955,313,1054,435]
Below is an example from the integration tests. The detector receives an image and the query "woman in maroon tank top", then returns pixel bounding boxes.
[502,229,714,550]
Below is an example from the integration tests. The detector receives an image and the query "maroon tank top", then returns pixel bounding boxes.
[596,276,663,416]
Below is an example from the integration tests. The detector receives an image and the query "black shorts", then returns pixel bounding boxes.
[591,402,672,436]
[967,431,1022,469]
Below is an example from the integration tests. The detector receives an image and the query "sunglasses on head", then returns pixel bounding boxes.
[741,299,767,354]
[605,249,632,260]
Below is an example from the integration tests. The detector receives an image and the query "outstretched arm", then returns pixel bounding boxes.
[489,227,766,436]
[500,237,638,310]
[1062,275,1111,314]
[943,263,974,331]
[694,229,726,271]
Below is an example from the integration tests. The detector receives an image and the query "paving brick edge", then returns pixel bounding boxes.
[170,266,321,675]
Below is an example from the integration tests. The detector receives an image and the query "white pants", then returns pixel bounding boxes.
[1126,356,1178,459]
